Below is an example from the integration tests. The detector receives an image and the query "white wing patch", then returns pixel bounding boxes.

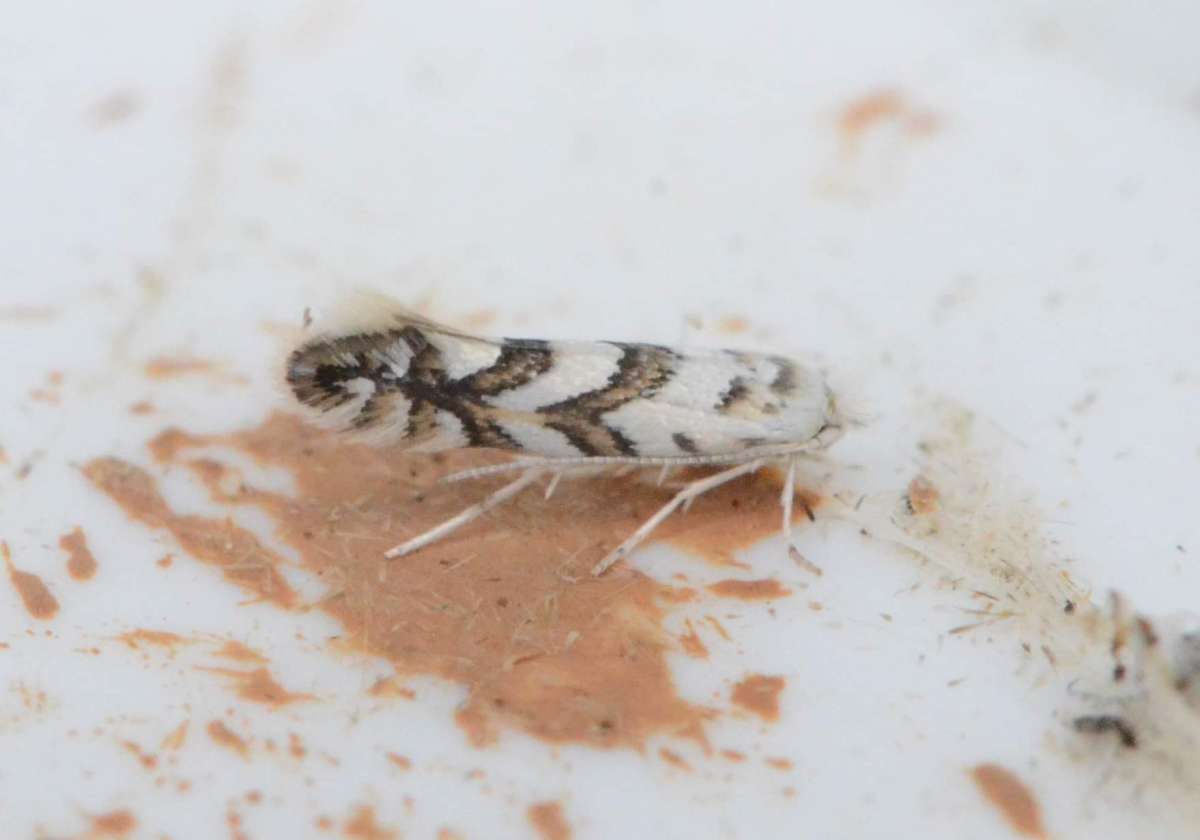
[425,332,502,380]
[485,340,623,412]
[495,420,580,458]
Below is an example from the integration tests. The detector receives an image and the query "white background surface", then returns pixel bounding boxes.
[3,2,1199,838]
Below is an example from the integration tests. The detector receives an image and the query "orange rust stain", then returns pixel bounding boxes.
[970,763,1047,838]
[91,810,137,836]
[29,387,61,405]
[659,747,691,771]
[288,732,306,759]
[369,677,416,699]
[716,314,750,334]
[720,749,745,762]
[907,475,940,515]
[200,666,314,706]
[766,756,793,770]
[386,752,412,770]
[212,640,267,663]
[704,615,732,640]
[527,801,571,840]
[679,619,709,658]
[708,579,791,601]
[83,458,298,609]
[60,527,97,581]
[659,587,699,603]
[161,719,189,750]
[120,740,158,770]
[129,401,155,415]
[156,554,174,568]
[87,413,776,751]
[731,675,785,721]
[836,88,941,156]
[206,719,248,756]
[143,357,220,380]
[116,629,188,650]
[344,805,398,840]
[4,545,59,620]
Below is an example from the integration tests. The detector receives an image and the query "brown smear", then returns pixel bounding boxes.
[200,666,314,706]
[344,805,398,840]
[83,459,297,609]
[142,357,247,384]
[120,740,158,770]
[212,640,267,663]
[116,629,189,650]
[4,544,59,620]
[528,802,572,840]
[60,527,98,580]
[207,719,249,756]
[837,88,941,157]
[708,579,791,601]
[659,747,691,770]
[679,619,709,658]
[162,720,189,751]
[731,675,785,721]
[91,810,137,836]
[85,412,819,750]
[969,763,1047,838]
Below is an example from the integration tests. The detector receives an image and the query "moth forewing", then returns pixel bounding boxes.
[286,295,844,574]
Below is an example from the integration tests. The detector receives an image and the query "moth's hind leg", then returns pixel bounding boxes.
[591,458,766,576]
[384,468,546,559]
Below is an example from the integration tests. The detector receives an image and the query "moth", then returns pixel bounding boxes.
[286,295,844,575]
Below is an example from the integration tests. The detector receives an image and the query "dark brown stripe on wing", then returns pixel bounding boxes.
[672,432,699,454]
[717,377,750,411]
[536,343,678,456]
[453,339,553,395]
[768,356,797,396]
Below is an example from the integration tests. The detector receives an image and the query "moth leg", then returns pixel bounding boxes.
[780,456,797,546]
[656,463,671,486]
[544,471,563,500]
[592,458,765,576]
[384,468,546,559]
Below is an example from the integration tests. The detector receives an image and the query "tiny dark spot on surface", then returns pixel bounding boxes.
[302,447,315,456]
[1064,600,1075,614]
[597,719,613,731]
[413,494,425,503]
[492,697,505,708]
[730,498,741,509]
[496,597,509,608]
[1113,664,1126,681]
[302,531,313,539]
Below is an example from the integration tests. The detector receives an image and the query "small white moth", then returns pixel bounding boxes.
[286,295,844,575]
